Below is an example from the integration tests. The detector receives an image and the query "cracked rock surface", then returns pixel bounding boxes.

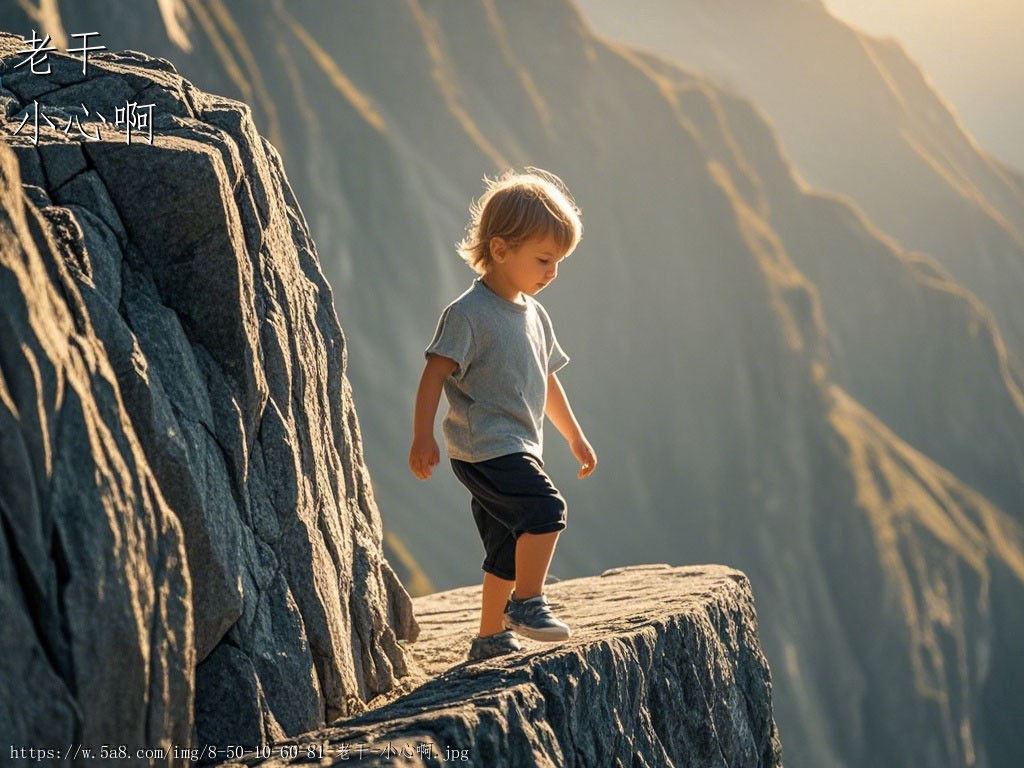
[0,33,416,757]
[240,565,782,768]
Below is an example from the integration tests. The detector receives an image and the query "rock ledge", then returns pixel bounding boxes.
[239,564,782,767]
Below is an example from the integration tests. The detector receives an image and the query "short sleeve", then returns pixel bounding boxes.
[548,332,569,375]
[534,300,569,375]
[425,305,474,379]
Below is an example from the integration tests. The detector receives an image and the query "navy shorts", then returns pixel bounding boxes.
[450,453,567,581]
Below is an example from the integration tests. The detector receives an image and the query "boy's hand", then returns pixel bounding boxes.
[409,435,441,480]
[570,434,597,479]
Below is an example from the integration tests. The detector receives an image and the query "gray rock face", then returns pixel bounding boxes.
[247,565,782,768]
[0,33,416,757]
[0,138,193,762]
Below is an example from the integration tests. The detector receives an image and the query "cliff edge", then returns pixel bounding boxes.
[239,565,783,768]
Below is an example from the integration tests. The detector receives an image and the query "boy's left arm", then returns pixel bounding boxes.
[546,372,597,478]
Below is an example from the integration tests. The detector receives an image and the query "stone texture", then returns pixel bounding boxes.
[0,33,416,758]
[0,133,193,761]
[238,565,782,768]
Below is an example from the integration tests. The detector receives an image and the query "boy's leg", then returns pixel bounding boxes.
[479,572,515,636]
[451,454,568,642]
[514,531,560,598]
[505,530,569,641]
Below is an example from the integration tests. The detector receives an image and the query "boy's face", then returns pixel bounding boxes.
[491,233,568,298]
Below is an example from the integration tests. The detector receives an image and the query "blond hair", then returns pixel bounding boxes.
[457,168,582,274]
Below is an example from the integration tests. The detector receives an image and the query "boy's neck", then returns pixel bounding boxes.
[481,272,525,304]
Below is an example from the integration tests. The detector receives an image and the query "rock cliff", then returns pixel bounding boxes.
[0,33,416,757]
[237,565,782,768]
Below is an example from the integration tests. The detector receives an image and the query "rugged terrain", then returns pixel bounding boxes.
[2,2,1024,766]
[235,566,783,768]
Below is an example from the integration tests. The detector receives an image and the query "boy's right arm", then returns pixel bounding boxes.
[409,353,458,480]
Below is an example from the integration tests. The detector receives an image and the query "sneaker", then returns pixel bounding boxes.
[467,630,523,662]
[503,593,571,641]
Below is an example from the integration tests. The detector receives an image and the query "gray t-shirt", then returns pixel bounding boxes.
[426,279,569,462]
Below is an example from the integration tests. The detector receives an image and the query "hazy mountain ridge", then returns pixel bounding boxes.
[827,0,1024,172]
[631,44,1024,522]
[821,385,1024,765]
[2,2,1023,766]
[577,0,1024,378]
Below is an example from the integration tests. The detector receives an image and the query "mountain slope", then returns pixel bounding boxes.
[578,0,1024,376]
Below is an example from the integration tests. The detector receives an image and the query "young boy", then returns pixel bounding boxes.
[409,168,596,662]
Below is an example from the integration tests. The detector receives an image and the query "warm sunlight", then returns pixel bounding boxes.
[3,2,1024,765]
[826,0,1024,167]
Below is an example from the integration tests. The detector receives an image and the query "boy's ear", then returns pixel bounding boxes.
[490,237,507,262]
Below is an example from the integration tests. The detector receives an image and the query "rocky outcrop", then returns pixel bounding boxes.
[0,34,416,757]
[0,133,193,762]
[243,565,782,768]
